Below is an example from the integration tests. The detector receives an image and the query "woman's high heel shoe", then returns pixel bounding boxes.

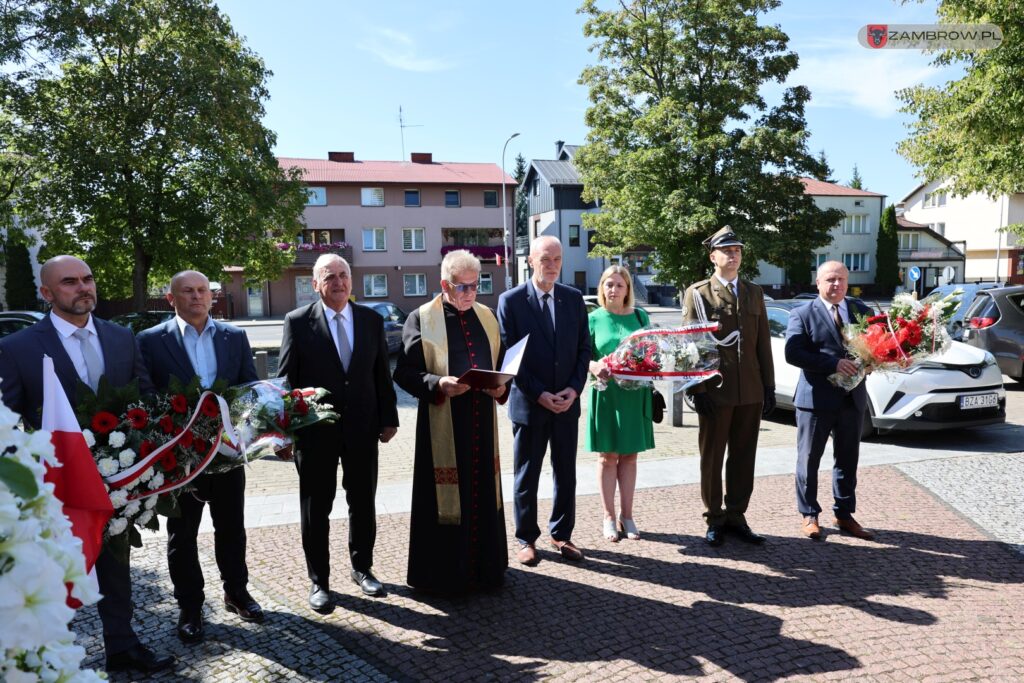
[618,517,640,540]
[603,518,620,542]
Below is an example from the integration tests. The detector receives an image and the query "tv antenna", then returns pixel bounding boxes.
[398,106,422,161]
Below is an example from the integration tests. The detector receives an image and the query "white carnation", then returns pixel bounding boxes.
[118,448,136,467]
[122,500,141,518]
[82,430,96,448]
[96,458,118,477]
[137,510,154,526]
[150,472,164,489]
[107,431,126,448]
[144,495,158,509]
[107,517,128,536]
[138,466,155,482]
[108,489,129,509]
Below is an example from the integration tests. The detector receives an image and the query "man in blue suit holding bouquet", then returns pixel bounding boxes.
[784,260,875,541]
[138,270,263,644]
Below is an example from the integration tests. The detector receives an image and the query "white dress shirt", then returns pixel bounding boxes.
[50,312,105,385]
[176,315,218,388]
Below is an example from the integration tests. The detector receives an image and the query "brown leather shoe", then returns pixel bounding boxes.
[802,516,821,540]
[834,516,875,540]
[550,539,584,561]
[517,543,539,566]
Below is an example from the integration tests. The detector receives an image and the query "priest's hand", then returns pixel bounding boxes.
[439,376,470,397]
[483,384,506,399]
[379,426,397,443]
[275,444,294,461]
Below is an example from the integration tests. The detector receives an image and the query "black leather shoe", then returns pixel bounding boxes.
[726,522,767,545]
[106,644,175,673]
[351,569,386,597]
[309,583,332,613]
[224,590,265,623]
[705,525,724,547]
[176,605,204,644]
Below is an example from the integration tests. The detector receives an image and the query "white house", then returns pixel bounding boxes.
[899,180,1023,285]
[755,178,886,295]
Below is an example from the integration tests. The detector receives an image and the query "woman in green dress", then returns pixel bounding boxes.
[587,265,655,542]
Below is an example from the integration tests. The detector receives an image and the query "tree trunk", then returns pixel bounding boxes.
[131,241,152,312]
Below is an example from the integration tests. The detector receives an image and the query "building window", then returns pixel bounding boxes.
[302,228,345,245]
[569,224,580,247]
[923,191,947,208]
[361,187,384,207]
[483,190,498,208]
[305,187,327,206]
[811,253,828,272]
[362,227,386,251]
[445,190,461,208]
[533,179,540,196]
[841,214,870,234]
[404,190,420,207]
[843,253,870,272]
[402,227,425,252]
[478,273,493,294]
[403,273,427,296]
[898,233,920,250]
[931,222,945,236]
[363,274,388,297]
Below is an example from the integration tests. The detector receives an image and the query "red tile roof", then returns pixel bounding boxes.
[800,177,885,197]
[277,157,517,185]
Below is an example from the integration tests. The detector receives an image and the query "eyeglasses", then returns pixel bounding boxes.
[447,281,479,293]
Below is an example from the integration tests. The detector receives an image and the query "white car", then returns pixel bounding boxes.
[765,300,1006,439]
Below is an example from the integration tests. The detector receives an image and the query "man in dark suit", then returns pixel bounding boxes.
[0,255,174,674]
[785,260,875,541]
[137,270,263,644]
[497,235,591,566]
[278,254,398,612]
[681,227,775,547]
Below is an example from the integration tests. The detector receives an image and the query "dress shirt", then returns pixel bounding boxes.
[715,274,739,295]
[176,315,218,388]
[529,279,556,330]
[50,312,105,386]
[324,301,354,361]
[819,296,850,324]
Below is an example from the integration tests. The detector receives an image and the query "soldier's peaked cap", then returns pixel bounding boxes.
[702,226,744,251]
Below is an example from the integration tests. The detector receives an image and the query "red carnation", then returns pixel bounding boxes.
[159,450,178,472]
[867,314,888,325]
[276,413,291,429]
[200,397,219,417]
[178,430,194,449]
[126,408,149,429]
[91,411,119,434]
[140,440,156,457]
[291,389,304,399]
[159,415,175,434]
[193,437,208,454]
[171,394,188,414]
[294,398,309,416]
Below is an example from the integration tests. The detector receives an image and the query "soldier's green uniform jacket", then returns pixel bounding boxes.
[682,278,774,406]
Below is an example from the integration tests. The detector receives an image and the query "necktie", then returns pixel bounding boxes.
[831,304,844,334]
[72,328,103,390]
[335,313,352,371]
[728,282,737,299]
[540,293,555,339]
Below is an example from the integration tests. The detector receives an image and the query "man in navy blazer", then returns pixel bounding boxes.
[137,270,263,644]
[497,236,591,566]
[784,261,875,541]
[0,255,174,674]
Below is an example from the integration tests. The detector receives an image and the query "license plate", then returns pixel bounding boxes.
[959,393,998,410]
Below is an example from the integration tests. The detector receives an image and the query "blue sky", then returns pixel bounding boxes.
[217,0,949,204]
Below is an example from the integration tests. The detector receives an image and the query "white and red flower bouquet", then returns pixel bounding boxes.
[829,289,961,392]
[593,322,723,392]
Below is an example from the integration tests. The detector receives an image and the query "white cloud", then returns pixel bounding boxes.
[788,41,948,118]
[356,28,455,72]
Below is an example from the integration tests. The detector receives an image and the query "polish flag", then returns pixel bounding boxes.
[41,355,113,605]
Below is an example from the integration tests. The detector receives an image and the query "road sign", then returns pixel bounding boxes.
[942,266,956,281]
[908,266,921,282]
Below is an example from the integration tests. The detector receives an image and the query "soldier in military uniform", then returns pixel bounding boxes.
[681,226,775,547]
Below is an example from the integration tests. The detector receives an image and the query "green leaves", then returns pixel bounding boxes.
[0,457,39,501]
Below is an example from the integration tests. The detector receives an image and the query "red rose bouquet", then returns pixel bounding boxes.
[829,289,961,391]
[594,323,723,392]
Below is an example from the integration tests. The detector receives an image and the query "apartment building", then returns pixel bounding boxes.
[223,151,517,317]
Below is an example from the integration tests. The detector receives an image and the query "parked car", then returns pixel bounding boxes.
[961,285,1024,383]
[0,310,45,339]
[792,292,869,310]
[926,282,1003,340]
[110,310,174,333]
[365,301,408,354]
[764,300,1006,438]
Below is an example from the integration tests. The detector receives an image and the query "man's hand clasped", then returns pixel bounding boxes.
[539,388,577,414]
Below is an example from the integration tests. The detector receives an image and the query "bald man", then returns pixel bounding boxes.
[137,270,263,644]
[0,255,173,674]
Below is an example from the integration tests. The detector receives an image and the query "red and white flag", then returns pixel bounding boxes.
[41,355,113,602]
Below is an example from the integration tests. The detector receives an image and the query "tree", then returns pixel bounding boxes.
[7,0,307,308]
[813,149,835,182]
[3,237,38,309]
[575,0,842,289]
[849,164,864,190]
[512,153,529,240]
[898,0,1024,239]
[875,204,900,295]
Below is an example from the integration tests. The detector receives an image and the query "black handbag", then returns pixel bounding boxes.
[635,309,665,424]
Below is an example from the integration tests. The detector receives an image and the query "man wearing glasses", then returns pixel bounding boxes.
[498,236,592,566]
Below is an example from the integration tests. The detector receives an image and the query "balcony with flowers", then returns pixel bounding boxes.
[440,228,506,263]
[278,228,354,266]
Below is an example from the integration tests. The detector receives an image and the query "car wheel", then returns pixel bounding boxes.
[860,404,876,441]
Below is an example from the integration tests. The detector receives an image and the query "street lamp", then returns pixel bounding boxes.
[501,132,520,291]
